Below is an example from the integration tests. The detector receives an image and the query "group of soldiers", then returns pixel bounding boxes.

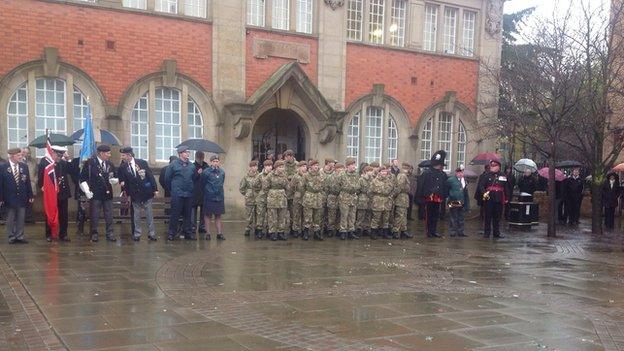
[239,150,415,241]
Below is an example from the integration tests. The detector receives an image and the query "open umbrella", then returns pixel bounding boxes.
[70,128,121,146]
[176,139,225,154]
[29,133,75,148]
[514,158,537,173]
[538,167,566,181]
[613,163,624,172]
[418,160,431,168]
[556,160,583,168]
[470,152,503,165]
[463,169,478,178]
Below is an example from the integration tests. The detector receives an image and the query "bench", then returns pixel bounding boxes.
[78,196,172,223]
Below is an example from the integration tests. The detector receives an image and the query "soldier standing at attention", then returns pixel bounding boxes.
[302,159,324,241]
[252,160,272,239]
[265,160,289,241]
[283,150,297,235]
[477,159,511,238]
[289,161,307,238]
[370,161,380,175]
[337,158,360,240]
[369,166,393,240]
[356,165,374,238]
[322,158,338,237]
[239,160,258,237]
[417,150,449,238]
[384,162,397,238]
[391,163,413,240]
[0,148,34,244]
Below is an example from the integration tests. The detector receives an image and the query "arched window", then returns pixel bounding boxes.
[155,88,181,162]
[7,84,28,149]
[187,98,203,139]
[419,111,468,172]
[345,105,399,165]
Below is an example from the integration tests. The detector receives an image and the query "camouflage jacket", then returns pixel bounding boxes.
[264,170,289,209]
[357,173,372,210]
[302,169,324,209]
[394,171,410,208]
[239,170,258,206]
[290,172,306,203]
[385,173,397,211]
[252,170,270,205]
[338,170,360,207]
[323,169,340,208]
[284,159,298,199]
[369,175,393,212]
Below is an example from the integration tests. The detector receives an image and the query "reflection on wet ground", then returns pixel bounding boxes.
[1,219,624,350]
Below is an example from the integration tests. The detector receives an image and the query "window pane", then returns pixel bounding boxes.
[72,88,91,155]
[346,113,360,165]
[272,0,290,30]
[6,83,28,150]
[364,107,383,164]
[122,0,147,9]
[35,78,66,157]
[457,121,467,169]
[346,0,363,41]
[184,0,205,18]
[424,4,438,51]
[387,115,398,161]
[389,0,406,47]
[131,93,149,160]
[368,0,385,44]
[437,113,453,171]
[155,88,181,162]
[420,117,432,161]
[247,0,265,26]
[156,0,177,14]
[461,10,476,56]
[296,0,313,34]
[443,7,457,54]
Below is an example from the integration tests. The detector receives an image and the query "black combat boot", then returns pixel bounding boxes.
[339,232,347,240]
[314,231,324,241]
[277,232,287,241]
[326,229,334,238]
[362,229,370,237]
[392,231,400,239]
[357,228,365,237]
[370,229,378,240]
[270,233,278,241]
[383,228,392,239]
[244,228,251,236]
[349,231,360,240]
[401,231,413,239]
[302,228,310,241]
[292,231,300,238]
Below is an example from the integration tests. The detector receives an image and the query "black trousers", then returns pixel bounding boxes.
[425,202,440,236]
[484,201,503,236]
[557,199,566,223]
[605,206,616,229]
[45,198,69,239]
[566,198,581,224]
[407,195,414,219]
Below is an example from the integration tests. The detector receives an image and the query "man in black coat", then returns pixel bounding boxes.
[563,167,584,225]
[417,150,449,238]
[118,147,158,241]
[477,159,512,238]
[37,146,72,242]
[0,148,34,244]
[474,164,490,221]
[79,144,118,242]
[68,156,87,235]
[191,151,208,235]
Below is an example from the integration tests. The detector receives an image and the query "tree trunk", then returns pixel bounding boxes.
[547,149,557,237]
[591,174,603,235]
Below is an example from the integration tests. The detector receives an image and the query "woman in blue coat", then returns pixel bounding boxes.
[202,155,226,240]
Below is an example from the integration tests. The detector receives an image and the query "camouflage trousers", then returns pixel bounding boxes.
[291,201,304,232]
[356,209,371,230]
[284,199,292,233]
[339,203,357,233]
[267,207,287,233]
[255,203,267,232]
[371,210,389,230]
[392,206,408,233]
[245,205,256,232]
[303,207,323,232]
[324,207,339,231]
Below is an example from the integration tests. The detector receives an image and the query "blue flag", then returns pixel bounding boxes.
[79,103,96,162]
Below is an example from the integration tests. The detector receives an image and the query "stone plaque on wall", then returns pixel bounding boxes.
[253,38,310,64]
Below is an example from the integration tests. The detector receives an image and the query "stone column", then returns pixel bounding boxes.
[316,1,347,111]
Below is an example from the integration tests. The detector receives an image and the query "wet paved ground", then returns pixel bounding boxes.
[1,218,624,350]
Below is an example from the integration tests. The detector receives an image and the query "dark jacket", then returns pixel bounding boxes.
[447,176,470,211]
[68,157,83,198]
[202,166,225,203]
[602,176,620,208]
[477,171,512,204]
[37,158,72,201]
[517,175,537,195]
[164,158,198,198]
[416,168,449,203]
[118,158,157,203]
[564,176,584,202]
[474,171,488,206]
[79,156,116,201]
[192,160,208,205]
[0,161,33,208]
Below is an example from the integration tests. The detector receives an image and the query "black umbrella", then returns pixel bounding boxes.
[29,133,75,148]
[555,160,583,168]
[71,128,121,146]
[176,139,225,153]
[418,160,431,168]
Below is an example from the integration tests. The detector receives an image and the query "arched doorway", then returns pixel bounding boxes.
[252,108,308,162]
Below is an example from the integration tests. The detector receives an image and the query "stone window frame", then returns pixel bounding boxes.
[58,0,213,20]
[422,1,480,57]
[246,0,319,35]
[418,107,469,172]
[346,0,409,48]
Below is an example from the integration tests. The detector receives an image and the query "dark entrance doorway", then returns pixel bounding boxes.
[252,108,307,163]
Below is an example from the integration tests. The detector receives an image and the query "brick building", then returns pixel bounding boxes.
[0,0,502,216]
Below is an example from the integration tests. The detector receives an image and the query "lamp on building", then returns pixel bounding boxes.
[389,23,398,32]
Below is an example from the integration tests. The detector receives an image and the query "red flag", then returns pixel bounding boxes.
[43,135,59,239]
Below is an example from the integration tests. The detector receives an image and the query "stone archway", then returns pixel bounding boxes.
[252,108,308,162]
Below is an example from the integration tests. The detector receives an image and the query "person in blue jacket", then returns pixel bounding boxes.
[164,146,199,241]
[202,155,225,240]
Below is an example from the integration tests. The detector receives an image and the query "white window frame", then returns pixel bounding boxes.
[72,88,90,155]
[184,0,206,18]
[420,117,432,161]
[364,106,383,164]
[296,0,313,34]
[443,7,458,54]
[131,93,149,160]
[154,88,181,162]
[423,4,438,52]
[368,0,385,44]
[389,0,406,47]
[122,0,147,9]
[156,0,178,14]
[387,115,398,160]
[437,112,453,171]
[35,78,66,139]
[457,121,466,169]
[247,0,265,26]
[7,84,28,150]
[346,112,360,164]
[346,103,400,165]
[346,0,364,41]
[419,111,468,172]
[272,0,290,30]
[461,10,476,57]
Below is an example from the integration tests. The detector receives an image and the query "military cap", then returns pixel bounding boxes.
[384,162,392,169]
[51,145,67,153]
[283,149,294,157]
[119,146,133,154]
[345,157,356,166]
[249,160,259,167]
[430,150,447,166]
[490,159,502,167]
[402,162,412,169]
[370,161,380,168]
[455,167,464,172]
[297,160,308,167]
[274,160,285,168]
[210,155,219,162]
[335,163,345,169]
[176,145,189,154]
[97,144,111,152]
[7,148,21,155]
[308,159,319,166]
[263,159,273,167]
[364,166,374,172]
[266,149,274,156]
[325,158,336,165]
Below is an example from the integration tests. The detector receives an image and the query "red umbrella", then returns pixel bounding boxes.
[470,152,503,165]
[463,169,478,178]
[612,163,624,172]
[538,167,565,181]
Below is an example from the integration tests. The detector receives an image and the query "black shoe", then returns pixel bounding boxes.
[133,237,140,242]
[429,233,442,238]
[326,230,334,238]
[106,236,117,242]
[46,237,52,242]
[270,233,278,241]
[292,231,300,238]
[314,231,324,241]
[91,235,99,242]
[392,232,400,240]
[277,232,287,241]
[339,232,347,240]
[198,229,207,234]
[302,229,310,241]
[60,236,71,242]
[361,229,369,237]
[167,235,175,241]
[458,233,467,237]
[16,238,28,244]
[217,234,225,241]
[185,235,197,241]
[204,234,211,240]
[8,239,16,244]
[401,231,413,239]
[349,231,360,240]
[148,236,158,241]
[450,233,457,237]
[370,229,378,240]
[255,230,264,240]
[244,229,251,236]
[483,233,490,238]
[384,229,393,239]
[494,233,505,239]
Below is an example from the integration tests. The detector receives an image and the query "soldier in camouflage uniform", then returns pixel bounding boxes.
[239,160,258,236]
[265,160,289,241]
[370,161,380,175]
[252,160,272,239]
[356,165,374,237]
[338,158,360,240]
[369,166,393,240]
[391,163,414,239]
[302,159,325,241]
[289,161,307,238]
[322,158,338,237]
[384,162,397,238]
[283,150,297,235]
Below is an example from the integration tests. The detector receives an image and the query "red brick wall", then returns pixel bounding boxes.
[345,43,479,127]
[0,0,212,105]
[245,29,318,98]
